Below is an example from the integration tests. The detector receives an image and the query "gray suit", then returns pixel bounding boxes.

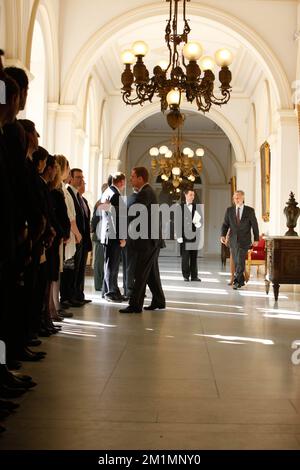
[221,205,259,285]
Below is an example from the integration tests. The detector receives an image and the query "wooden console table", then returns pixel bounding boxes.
[265,236,300,301]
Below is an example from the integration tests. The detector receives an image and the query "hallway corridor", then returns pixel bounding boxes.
[1,258,300,450]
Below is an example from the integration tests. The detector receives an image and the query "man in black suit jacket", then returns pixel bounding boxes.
[221,190,259,289]
[176,189,202,282]
[77,178,92,302]
[62,168,90,305]
[119,167,165,313]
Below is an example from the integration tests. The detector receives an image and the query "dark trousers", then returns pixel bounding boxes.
[60,242,83,302]
[181,244,198,279]
[129,243,165,310]
[77,247,89,301]
[60,267,74,303]
[125,243,138,297]
[93,241,104,291]
[103,240,121,296]
[231,245,248,285]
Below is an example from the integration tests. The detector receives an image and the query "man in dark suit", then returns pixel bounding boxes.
[61,168,90,305]
[119,167,165,313]
[176,189,202,282]
[77,177,92,303]
[221,190,259,289]
[100,173,126,302]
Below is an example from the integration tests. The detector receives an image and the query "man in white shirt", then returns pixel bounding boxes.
[177,189,202,282]
[100,173,126,302]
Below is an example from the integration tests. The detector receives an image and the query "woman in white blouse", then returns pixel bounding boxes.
[54,155,82,317]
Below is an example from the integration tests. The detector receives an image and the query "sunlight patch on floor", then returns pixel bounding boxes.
[194,333,274,345]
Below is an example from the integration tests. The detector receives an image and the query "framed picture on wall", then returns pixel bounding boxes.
[260,141,271,222]
[230,176,236,198]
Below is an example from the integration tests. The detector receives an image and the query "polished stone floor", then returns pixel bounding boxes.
[1,257,300,450]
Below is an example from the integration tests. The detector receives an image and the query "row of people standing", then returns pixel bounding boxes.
[0,50,93,431]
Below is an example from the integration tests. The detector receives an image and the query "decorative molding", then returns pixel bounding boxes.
[60,2,292,109]
[276,109,298,125]
[234,162,254,169]
[111,101,246,166]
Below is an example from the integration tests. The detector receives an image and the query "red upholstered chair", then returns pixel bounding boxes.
[246,237,266,276]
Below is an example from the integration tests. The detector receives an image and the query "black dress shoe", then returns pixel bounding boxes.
[144,304,165,310]
[0,399,20,411]
[82,299,92,304]
[69,300,85,307]
[233,282,245,290]
[25,347,46,357]
[3,374,37,389]
[6,360,22,370]
[119,306,142,314]
[0,384,27,398]
[27,339,42,347]
[38,329,51,337]
[183,278,189,282]
[17,350,44,362]
[12,373,32,383]
[191,278,201,282]
[105,294,123,302]
[0,409,10,419]
[58,309,73,318]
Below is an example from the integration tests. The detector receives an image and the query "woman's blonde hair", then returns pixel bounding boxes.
[55,154,69,175]
[48,155,67,190]
[49,154,70,190]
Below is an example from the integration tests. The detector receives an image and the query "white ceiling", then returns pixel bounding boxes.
[133,111,225,134]
[96,12,265,98]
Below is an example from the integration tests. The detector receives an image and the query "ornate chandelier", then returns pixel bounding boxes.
[149,124,204,192]
[121,0,233,129]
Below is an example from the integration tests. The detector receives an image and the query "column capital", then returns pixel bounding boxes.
[106,159,121,174]
[56,104,81,124]
[234,162,254,170]
[276,109,298,125]
[74,128,86,139]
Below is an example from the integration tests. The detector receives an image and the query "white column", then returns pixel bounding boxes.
[55,105,80,165]
[275,110,299,234]
[103,158,111,183]
[103,158,121,181]
[74,128,86,169]
[234,162,254,206]
[89,145,100,204]
[45,102,58,154]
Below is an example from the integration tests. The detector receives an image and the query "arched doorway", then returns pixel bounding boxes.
[122,111,232,256]
[26,18,46,144]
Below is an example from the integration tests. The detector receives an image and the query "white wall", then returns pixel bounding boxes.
[0,0,5,48]
[207,188,230,255]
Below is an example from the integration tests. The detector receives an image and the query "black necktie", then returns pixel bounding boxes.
[236,207,240,224]
[77,193,86,230]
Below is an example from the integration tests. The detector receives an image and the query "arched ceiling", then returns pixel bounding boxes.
[133,112,225,135]
[96,14,260,99]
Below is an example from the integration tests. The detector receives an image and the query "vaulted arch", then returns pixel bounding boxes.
[110,102,244,169]
[61,2,291,110]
